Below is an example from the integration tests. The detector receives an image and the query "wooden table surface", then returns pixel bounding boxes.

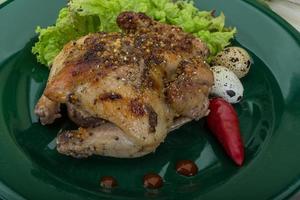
[268,0,300,31]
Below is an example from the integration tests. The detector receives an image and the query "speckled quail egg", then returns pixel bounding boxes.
[211,47,251,78]
[211,66,244,104]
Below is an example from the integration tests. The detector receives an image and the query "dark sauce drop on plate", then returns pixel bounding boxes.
[100,176,118,189]
[175,160,198,176]
[143,173,163,189]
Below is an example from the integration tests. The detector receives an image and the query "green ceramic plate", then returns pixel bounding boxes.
[0,0,300,199]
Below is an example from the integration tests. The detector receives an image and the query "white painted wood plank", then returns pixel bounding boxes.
[288,0,300,5]
[268,0,300,31]
[0,0,7,5]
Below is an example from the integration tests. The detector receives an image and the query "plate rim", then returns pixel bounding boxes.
[239,2,300,198]
[0,0,300,199]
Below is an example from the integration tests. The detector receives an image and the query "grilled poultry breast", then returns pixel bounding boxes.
[35,12,214,158]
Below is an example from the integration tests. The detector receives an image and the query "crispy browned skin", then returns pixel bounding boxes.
[35,12,213,158]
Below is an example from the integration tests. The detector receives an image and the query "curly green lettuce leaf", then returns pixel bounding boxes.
[197,28,237,56]
[32,0,236,67]
[32,8,99,66]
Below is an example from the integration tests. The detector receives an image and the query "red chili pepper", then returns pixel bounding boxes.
[207,98,244,166]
